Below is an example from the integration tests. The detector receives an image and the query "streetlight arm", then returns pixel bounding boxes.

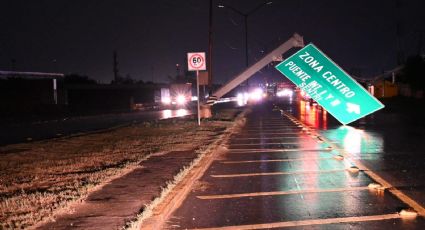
[218,1,272,17]
[217,3,245,16]
[246,1,273,16]
[211,33,304,99]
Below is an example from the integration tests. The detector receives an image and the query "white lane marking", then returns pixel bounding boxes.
[234,132,304,135]
[221,157,334,164]
[243,126,300,128]
[231,136,309,140]
[245,123,293,125]
[228,148,332,153]
[242,129,301,131]
[244,124,294,126]
[189,213,401,230]
[229,142,312,146]
[211,169,346,178]
[196,186,369,200]
[228,143,337,147]
[283,112,425,216]
[293,176,305,200]
[245,125,294,126]
[238,132,303,135]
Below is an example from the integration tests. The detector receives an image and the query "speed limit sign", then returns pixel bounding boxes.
[187,52,206,71]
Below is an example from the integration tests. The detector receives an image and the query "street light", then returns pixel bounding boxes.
[218,1,272,69]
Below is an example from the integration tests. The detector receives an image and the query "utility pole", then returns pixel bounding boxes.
[208,0,213,90]
[113,50,120,83]
[416,31,424,56]
[151,65,155,83]
[175,64,181,80]
[11,59,16,71]
[218,1,272,87]
[10,59,17,78]
[395,0,405,65]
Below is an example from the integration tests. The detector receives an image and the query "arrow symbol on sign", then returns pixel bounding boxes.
[346,102,361,114]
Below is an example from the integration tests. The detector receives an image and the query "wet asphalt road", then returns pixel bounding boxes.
[0,108,192,146]
[165,100,425,229]
[286,98,425,213]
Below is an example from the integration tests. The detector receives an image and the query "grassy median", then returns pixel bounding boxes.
[0,110,239,229]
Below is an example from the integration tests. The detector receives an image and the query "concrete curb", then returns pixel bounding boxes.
[136,109,249,230]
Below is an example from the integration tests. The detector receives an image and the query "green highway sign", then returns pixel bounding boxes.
[275,43,384,125]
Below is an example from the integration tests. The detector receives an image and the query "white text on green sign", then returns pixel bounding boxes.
[275,43,384,124]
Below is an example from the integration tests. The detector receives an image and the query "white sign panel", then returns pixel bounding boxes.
[187,52,206,71]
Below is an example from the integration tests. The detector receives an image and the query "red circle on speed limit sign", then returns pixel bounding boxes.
[187,52,206,71]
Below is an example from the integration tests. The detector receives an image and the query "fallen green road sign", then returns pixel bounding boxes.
[275,43,384,125]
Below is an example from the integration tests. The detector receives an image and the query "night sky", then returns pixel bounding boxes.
[1,0,424,84]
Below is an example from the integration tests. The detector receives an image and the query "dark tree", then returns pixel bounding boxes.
[64,74,97,84]
[401,55,425,91]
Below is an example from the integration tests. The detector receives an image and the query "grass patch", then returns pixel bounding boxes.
[124,109,247,229]
[0,118,234,229]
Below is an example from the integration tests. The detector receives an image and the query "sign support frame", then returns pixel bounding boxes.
[187,52,206,126]
[196,70,200,126]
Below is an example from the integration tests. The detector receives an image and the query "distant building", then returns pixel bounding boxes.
[0,71,65,117]
[373,80,398,98]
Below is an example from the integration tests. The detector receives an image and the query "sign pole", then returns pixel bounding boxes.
[196,70,201,126]
[53,78,58,105]
[187,52,206,126]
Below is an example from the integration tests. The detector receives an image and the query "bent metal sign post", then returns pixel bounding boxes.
[275,43,384,125]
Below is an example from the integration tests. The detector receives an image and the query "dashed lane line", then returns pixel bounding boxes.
[228,148,332,153]
[210,169,346,178]
[241,129,301,132]
[231,136,310,140]
[228,142,338,147]
[189,213,402,230]
[220,157,335,164]
[282,111,425,217]
[196,186,370,200]
[243,126,297,128]
[179,112,413,229]
[233,132,304,135]
[236,132,303,135]
[228,141,317,145]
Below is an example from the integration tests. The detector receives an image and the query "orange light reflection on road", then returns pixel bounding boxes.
[296,100,366,213]
[299,101,327,129]
[322,110,328,130]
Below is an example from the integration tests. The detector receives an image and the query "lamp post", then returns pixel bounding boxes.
[218,1,272,69]
[208,0,213,90]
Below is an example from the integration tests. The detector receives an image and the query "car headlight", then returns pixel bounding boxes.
[176,95,186,105]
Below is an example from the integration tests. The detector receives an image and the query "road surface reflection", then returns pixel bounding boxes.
[160,109,189,119]
[298,100,328,130]
[296,100,384,160]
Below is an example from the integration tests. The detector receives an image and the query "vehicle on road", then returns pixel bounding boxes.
[160,83,193,108]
